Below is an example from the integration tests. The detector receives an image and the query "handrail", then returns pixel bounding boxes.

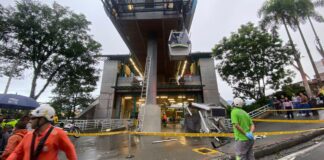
[248,104,270,118]
[58,119,134,132]
[225,104,271,129]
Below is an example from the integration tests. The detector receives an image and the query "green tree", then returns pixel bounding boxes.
[291,0,322,86]
[0,1,101,99]
[212,23,294,100]
[0,4,7,40]
[280,84,306,97]
[258,0,313,98]
[50,62,98,120]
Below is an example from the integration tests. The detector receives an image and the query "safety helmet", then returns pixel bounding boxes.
[30,104,56,121]
[233,97,244,107]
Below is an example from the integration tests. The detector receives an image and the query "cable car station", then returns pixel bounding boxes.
[79,0,226,132]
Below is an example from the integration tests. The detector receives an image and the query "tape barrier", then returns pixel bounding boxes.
[253,119,324,123]
[67,131,128,137]
[67,128,324,137]
[253,127,324,136]
[267,107,324,112]
[128,131,234,137]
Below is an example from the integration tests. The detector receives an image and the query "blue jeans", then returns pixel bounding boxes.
[300,103,310,115]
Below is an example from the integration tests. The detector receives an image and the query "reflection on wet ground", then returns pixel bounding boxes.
[59,124,213,160]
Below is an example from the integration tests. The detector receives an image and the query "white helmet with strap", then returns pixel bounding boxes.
[31,104,56,121]
[233,97,244,108]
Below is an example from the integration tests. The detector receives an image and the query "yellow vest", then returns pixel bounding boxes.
[1,119,18,128]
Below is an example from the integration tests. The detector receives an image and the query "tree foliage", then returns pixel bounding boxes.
[212,23,294,100]
[50,64,97,119]
[0,1,101,99]
[258,0,315,98]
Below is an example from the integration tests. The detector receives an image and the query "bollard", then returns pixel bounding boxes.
[126,120,134,159]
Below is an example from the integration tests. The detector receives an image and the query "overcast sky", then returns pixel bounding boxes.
[0,0,323,103]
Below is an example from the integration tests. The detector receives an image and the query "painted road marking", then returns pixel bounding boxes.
[278,142,322,160]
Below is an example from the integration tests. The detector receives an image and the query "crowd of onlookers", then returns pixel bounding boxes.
[0,114,31,159]
[269,92,324,119]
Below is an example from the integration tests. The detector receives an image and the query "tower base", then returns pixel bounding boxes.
[142,104,161,132]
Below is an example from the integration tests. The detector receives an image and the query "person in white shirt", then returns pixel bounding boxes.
[282,97,294,119]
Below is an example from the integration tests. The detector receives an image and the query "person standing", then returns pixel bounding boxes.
[7,104,77,160]
[282,97,294,119]
[273,97,281,116]
[231,97,255,160]
[162,113,167,127]
[300,93,310,117]
[292,94,300,116]
[1,120,28,160]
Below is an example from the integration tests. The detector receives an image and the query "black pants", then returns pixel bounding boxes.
[286,107,294,119]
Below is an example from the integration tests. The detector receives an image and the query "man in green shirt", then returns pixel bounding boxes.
[231,97,255,160]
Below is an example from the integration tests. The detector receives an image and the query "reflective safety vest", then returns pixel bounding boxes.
[1,119,18,128]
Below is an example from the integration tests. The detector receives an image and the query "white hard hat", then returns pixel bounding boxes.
[31,104,56,121]
[233,98,244,107]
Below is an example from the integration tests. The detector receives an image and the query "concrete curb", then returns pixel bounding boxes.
[213,128,324,160]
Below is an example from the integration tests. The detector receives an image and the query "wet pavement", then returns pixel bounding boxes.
[59,111,324,160]
[278,140,324,160]
[60,124,215,160]
[214,113,324,158]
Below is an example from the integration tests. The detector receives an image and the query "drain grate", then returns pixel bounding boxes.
[198,148,212,153]
[192,147,219,155]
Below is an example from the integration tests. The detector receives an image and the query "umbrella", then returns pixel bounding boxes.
[0,94,39,110]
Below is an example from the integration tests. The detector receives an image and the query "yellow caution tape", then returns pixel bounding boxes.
[67,127,324,137]
[267,107,324,112]
[253,119,324,123]
[67,131,128,137]
[128,131,234,137]
[253,127,324,136]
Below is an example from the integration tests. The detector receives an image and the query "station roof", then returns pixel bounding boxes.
[102,0,197,79]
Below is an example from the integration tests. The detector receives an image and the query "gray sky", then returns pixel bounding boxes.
[0,0,323,102]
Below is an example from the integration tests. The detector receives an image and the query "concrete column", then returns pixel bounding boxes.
[141,35,161,132]
[94,60,118,119]
[199,58,220,106]
[145,36,157,105]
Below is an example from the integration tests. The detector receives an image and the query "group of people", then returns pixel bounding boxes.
[0,104,77,160]
[270,92,318,119]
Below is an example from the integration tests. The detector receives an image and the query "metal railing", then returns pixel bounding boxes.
[100,119,134,132]
[59,104,270,133]
[224,104,271,129]
[102,0,197,22]
[248,104,270,118]
[58,119,134,132]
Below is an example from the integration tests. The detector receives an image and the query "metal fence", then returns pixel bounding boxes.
[60,104,269,133]
[58,119,134,132]
[224,104,271,129]
[249,104,271,118]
